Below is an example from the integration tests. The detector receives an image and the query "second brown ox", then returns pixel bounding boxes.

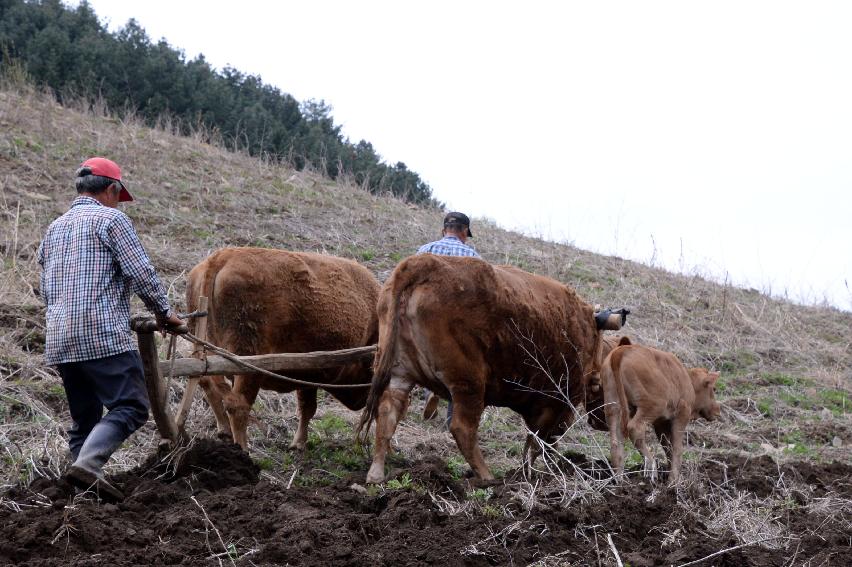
[358,254,625,483]
[186,247,379,449]
[600,343,721,484]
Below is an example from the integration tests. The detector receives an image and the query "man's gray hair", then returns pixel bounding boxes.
[75,166,116,195]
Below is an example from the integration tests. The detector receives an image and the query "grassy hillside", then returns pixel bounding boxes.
[1,74,851,459]
[0,77,850,565]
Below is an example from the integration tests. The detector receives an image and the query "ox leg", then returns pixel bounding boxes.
[198,375,234,440]
[627,411,656,482]
[448,392,492,481]
[520,406,566,478]
[667,403,690,485]
[366,379,413,484]
[290,388,317,451]
[223,376,261,450]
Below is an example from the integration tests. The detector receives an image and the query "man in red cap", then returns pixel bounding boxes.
[37,157,183,501]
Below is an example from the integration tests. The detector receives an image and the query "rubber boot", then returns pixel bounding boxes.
[65,420,127,501]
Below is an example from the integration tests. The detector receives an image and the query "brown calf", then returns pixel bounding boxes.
[601,344,720,484]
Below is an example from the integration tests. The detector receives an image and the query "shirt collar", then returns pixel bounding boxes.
[71,195,103,208]
[441,235,462,243]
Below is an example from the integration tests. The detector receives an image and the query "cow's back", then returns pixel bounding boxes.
[187,247,379,398]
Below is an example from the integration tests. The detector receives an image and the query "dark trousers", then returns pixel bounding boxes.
[57,351,150,473]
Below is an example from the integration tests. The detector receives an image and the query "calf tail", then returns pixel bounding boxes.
[607,348,630,437]
[603,348,630,439]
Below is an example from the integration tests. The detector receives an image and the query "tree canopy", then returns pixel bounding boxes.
[0,0,438,205]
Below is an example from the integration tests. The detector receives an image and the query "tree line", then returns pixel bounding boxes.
[0,0,438,205]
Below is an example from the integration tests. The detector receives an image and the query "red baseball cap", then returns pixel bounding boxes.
[80,157,133,202]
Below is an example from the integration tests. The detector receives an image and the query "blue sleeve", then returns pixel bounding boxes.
[104,214,171,316]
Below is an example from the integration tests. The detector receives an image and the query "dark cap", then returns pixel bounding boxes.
[443,211,473,237]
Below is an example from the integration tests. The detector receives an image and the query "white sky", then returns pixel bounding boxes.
[81,0,852,311]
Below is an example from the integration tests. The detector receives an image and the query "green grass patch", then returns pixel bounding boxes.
[757,399,774,417]
[312,414,352,440]
[758,372,811,387]
[255,457,276,471]
[385,472,413,490]
[717,349,758,374]
[447,455,467,480]
[467,487,493,503]
[818,389,848,415]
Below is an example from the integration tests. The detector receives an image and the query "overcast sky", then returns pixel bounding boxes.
[80,0,852,311]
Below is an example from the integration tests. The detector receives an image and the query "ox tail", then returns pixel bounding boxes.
[356,265,421,443]
[603,347,630,440]
[185,258,221,341]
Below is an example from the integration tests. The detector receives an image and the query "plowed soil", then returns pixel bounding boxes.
[1,439,850,566]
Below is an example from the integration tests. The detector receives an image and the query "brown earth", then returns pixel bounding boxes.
[1,439,849,567]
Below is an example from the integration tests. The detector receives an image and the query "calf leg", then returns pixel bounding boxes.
[198,375,234,439]
[290,388,317,450]
[654,420,674,479]
[627,410,656,481]
[667,402,691,485]
[366,378,413,484]
[223,375,261,450]
[448,390,492,481]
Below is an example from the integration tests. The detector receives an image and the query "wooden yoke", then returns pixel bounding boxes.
[175,296,208,434]
[133,318,180,444]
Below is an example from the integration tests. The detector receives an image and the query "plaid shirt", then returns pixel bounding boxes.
[37,196,171,364]
[417,235,481,258]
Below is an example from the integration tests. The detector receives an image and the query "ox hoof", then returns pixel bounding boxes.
[289,440,307,452]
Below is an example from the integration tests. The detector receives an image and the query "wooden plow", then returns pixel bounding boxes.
[130,296,376,444]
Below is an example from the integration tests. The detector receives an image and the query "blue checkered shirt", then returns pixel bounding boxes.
[416,235,481,258]
[37,196,172,364]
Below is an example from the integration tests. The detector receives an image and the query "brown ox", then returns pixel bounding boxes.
[601,344,721,484]
[358,254,625,483]
[186,247,379,449]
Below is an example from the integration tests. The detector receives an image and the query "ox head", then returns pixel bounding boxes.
[594,307,630,331]
[688,368,722,421]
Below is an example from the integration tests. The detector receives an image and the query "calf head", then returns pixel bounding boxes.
[688,368,721,421]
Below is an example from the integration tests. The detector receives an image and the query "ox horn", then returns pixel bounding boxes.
[594,307,630,330]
